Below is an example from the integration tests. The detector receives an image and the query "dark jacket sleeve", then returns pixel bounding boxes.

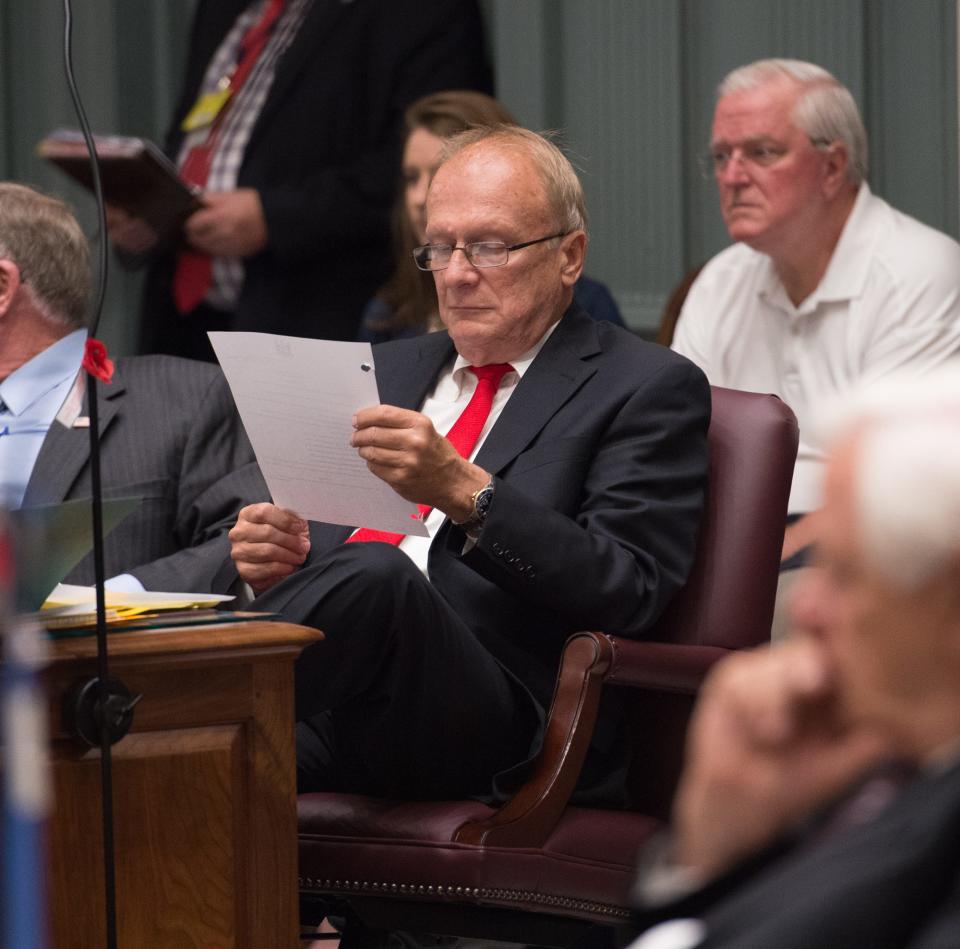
[462,356,710,636]
[126,368,270,593]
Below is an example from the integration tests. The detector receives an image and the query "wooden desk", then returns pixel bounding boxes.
[44,620,321,949]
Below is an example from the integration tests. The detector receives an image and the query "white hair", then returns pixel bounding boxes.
[815,363,960,588]
[717,58,868,186]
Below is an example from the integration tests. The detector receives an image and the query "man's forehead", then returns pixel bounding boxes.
[431,143,538,193]
[426,145,550,226]
[712,79,802,139]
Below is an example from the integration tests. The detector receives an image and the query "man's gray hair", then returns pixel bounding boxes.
[0,182,90,328]
[817,363,960,588]
[439,124,588,234]
[718,58,868,186]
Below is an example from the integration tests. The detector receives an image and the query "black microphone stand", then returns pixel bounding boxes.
[60,4,138,948]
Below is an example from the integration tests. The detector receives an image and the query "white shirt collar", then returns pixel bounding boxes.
[448,320,561,397]
[757,182,876,315]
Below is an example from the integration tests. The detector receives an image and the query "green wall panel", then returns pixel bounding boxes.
[2,0,957,340]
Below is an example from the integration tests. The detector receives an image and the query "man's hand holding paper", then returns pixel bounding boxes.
[351,404,489,524]
[229,503,311,596]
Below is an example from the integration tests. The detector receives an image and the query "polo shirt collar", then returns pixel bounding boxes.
[811,181,877,303]
[757,182,877,315]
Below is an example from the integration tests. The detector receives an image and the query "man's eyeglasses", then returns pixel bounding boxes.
[412,232,566,271]
[700,138,831,176]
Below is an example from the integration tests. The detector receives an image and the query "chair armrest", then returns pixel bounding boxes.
[453,634,735,849]
[607,639,732,693]
[454,631,612,847]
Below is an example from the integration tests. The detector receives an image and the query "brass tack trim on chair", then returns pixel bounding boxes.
[298,877,632,921]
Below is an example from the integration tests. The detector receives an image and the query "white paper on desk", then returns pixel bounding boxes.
[42,583,234,612]
[209,331,428,535]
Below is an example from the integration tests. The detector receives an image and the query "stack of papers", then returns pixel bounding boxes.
[40,584,234,632]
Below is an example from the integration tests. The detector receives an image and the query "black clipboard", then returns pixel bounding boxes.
[37,129,201,244]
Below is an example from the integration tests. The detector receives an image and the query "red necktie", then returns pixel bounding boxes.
[348,363,514,545]
[172,0,286,314]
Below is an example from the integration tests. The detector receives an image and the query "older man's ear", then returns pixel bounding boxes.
[0,258,23,316]
[559,230,587,287]
[818,140,851,201]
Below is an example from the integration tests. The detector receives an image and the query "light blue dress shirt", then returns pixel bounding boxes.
[0,329,86,510]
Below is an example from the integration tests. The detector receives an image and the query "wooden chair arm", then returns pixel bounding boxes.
[453,634,736,849]
[606,639,732,693]
[454,631,613,847]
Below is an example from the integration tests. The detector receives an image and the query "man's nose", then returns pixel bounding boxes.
[717,152,751,186]
[443,246,480,282]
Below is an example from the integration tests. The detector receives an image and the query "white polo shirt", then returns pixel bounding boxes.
[673,183,960,514]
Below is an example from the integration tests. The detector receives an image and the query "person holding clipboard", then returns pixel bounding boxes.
[104,0,492,361]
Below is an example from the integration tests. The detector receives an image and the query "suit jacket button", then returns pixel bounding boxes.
[492,542,503,556]
[525,565,536,579]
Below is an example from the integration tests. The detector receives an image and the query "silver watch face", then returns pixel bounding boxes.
[474,484,494,522]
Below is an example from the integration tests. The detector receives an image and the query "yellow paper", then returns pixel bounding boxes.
[41,583,233,613]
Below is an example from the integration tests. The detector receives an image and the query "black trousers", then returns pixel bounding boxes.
[252,542,543,801]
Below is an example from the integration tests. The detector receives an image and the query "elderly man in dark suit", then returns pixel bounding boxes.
[629,364,960,949]
[228,126,711,803]
[0,182,266,592]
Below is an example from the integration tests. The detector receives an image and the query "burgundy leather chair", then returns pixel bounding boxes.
[298,387,799,947]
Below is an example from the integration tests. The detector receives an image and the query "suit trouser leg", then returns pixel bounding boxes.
[252,542,542,799]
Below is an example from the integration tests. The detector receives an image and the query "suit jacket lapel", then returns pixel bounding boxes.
[21,372,126,507]
[373,332,456,410]
[373,315,601,476]
[245,0,347,154]
[473,311,601,476]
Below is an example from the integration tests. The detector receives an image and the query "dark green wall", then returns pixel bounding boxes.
[486,0,959,330]
[2,0,957,345]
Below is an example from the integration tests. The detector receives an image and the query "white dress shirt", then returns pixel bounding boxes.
[395,324,558,577]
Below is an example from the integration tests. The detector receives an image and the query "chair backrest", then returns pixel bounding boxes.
[624,387,798,817]
[650,385,799,650]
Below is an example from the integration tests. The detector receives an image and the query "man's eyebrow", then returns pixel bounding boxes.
[710,135,784,150]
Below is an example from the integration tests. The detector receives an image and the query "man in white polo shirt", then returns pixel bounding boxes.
[672,58,960,630]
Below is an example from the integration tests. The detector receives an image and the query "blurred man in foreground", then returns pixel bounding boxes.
[630,363,960,949]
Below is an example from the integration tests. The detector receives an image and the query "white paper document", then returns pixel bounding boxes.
[209,332,428,536]
[43,584,234,612]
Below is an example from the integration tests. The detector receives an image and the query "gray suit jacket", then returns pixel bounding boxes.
[23,354,268,592]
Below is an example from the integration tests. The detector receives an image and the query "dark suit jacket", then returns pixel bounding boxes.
[299,310,711,728]
[142,0,492,351]
[635,757,960,949]
[23,355,268,592]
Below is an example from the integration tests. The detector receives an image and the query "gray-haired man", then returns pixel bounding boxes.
[672,59,960,629]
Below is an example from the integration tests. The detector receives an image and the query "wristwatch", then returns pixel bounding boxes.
[457,479,495,536]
